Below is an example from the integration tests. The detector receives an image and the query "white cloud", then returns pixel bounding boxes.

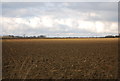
[41,16,54,27]
[95,21,105,33]
[77,21,95,32]
[1,2,118,37]
[28,17,41,28]
[2,16,118,36]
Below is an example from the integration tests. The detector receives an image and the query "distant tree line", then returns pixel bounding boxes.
[2,34,120,39]
[2,35,46,39]
[104,34,120,38]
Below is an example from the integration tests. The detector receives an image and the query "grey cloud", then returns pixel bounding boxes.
[2,2,118,22]
[1,2,118,37]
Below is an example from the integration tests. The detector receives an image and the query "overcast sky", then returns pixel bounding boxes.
[1,2,118,37]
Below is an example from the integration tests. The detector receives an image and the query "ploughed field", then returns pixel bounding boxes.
[2,38,118,79]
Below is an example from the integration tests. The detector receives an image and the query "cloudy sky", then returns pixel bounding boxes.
[1,2,118,37]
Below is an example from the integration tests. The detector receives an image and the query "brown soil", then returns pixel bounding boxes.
[2,38,118,79]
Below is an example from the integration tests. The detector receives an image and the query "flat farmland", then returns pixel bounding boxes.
[2,38,118,79]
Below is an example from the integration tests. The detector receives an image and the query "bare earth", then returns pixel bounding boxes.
[2,38,118,79]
